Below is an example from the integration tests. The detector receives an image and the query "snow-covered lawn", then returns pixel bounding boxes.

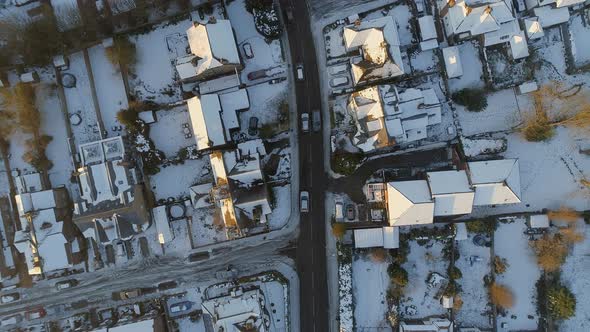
[569,14,590,67]
[352,252,390,330]
[62,51,102,148]
[455,232,493,329]
[164,219,193,255]
[35,83,75,188]
[189,207,227,248]
[532,28,568,82]
[390,4,413,46]
[267,184,290,230]
[149,158,211,201]
[260,280,288,331]
[149,106,194,158]
[0,171,9,197]
[88,44,128,136]
[457,89,529,136]
[239,80,288,132]
[448,41,485,93]
[7,130,32,171]
[400,240,448,319]
[409,49,438,73]
[494,218,540,331]
[560,221,589,331]
[129,18,193,103]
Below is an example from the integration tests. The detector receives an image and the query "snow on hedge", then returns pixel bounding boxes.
[338,246,354,332]
[461,136,506,157]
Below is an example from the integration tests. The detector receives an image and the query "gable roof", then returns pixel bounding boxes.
[427,170,475,216]
[442,46,463,78]
[387,180,434,226]
[442,0,515,37]
[187,94,226,150]
[468,159,521,205]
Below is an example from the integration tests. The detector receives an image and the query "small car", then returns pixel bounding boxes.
[300,191,309,213]
[284,7,294,22]
[296,64,304,81]
[346,204,355,220]
[312,110,321,132]
[242,43,254,59]
[25,307,46,320]
[55,279,78,290]
[170,301,193,314]
[301,113,310,133]
[248,116,259,136]
[0,293,19,304]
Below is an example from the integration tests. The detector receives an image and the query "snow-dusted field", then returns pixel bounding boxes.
[129,18,193,103]
[62,51,102,148]
[560,221,589,331]
[150,106,194,158]
[455,232,493,329]
[448,41,485,93]
[494,218,540,331]
[149,158,211,201]
[569,15,590,67]
[400,240,448,319]
[88,44,128,137]
[352,252,391,330]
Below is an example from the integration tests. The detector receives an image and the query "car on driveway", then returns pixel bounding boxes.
[300,191,309,213]
[1,293,19,303]
[113,289,142,301]
[55,279,78,290]
[170,301,193,314]
[242,42,254,58]
[248,116,259,136]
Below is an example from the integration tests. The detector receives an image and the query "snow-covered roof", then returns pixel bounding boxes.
[343,16,405,84]
[533,6,570,28]
[152,206,173,244]
[428,170,475,216]
[386,180,434,226]
[418,16,437,41]
[468,159,521,205]
[210,151,228,185]
[237,139,267,157]
[441,0,515,37]
[202,289,266,332]
[228,154,263,186]
[354,228,384,248]
[420,39,439,51]
[108,319,154,332]
[198,73,241,94]
[107,0,137,16]
[13,231,41,276]
[350,87,393,152]
[138,110,156,124]
[78,161,132,206]
[509,31,529,59]
[442,46,463,78]
[190,183,213,208]
[79,136,125,166]
[15,172,43,194]
[350,86,384,120]
[187,94,226,151]
[383,226,399,249]
[529,214,550,228]
[219,88,249,138]
[524,17,544,39]
[554,0,585,7]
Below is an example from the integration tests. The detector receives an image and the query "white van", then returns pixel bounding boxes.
[335,200,344,222]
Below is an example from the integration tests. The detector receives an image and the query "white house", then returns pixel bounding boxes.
[349,86,392,152]
[525,0,585,8]
[188,94,226,151]
[427,170,475,216]
[354,226,400,249]
[176,20,242,82]
[202,288,269,332]
[343,16,405,85]
[418,16,439,51]
[467,159,521,205]
[442,46,463,78]
[386,180,434,226]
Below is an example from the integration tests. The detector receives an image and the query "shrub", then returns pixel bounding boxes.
[443,280,460,297]
[106,36,137,69]
[116,109,139,128]
[447,266,462,280]
[466,219,496,234]
[530,234,568,272]
[331,223,347,239]
[387,264,408,287]
[370,248,388,263]
[489,283,514,309]
[547,284,576,320]
[332,152,364,176]
[452,89,488,112]
[493,256,509,275]
[548,208,580,223]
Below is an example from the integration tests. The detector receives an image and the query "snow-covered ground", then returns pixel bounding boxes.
[560,221,589,331]
[189,207,228,248]
[0,171,9,197]
[455,232,493,329]
[389,4,413,46]
[400,240,448,319]
[409,49,438,73]
[149,158,211,201]
[267,184,290,230]
[129,18,193,103]
[352,251,390,330]
[494,218,540,331]
[239,80,289,133]
[88,44,128,137]
[448,41,485,93]
[62,51,102,148]
[149,106,194,158]
[569,14,590,67]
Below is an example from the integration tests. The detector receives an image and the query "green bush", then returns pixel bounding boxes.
[387,264,408,287]
[452,89,488,112]
[547,283,576,320]
[466,219,497,234]
[332,152,363,176]
[448,266,462,280]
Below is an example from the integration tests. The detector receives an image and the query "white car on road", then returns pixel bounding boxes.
[300,191,309,213]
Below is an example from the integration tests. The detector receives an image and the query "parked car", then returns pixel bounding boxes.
[113,289,142,301]
[248,116,259,136]
[312,110,321,132]
[0,293,19,304]
[269,77,286,84]
[284,7,294,22]
[335,200,344,222]
[170,301,193,314]
[346,204,355,220]
[0,314,22,326]
[300,191,309,213]
[55,279,78,290]
[157,281,178,291]
[296,64,304,80]
[301,113,309,133]
[242,43,254,58]
[25,308,46,320]
[247,69,267,81]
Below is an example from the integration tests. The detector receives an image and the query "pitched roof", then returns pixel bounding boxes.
[442,0,515,37]
[468,159,521,205]
[442,46,463,78]
[387,180,434,226]
[187,94,226,150]
[427,170,475,216]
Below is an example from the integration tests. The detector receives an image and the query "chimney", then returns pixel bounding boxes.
[484,6,493,14]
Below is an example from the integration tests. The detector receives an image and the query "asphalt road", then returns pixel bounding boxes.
[280,0,329,331]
